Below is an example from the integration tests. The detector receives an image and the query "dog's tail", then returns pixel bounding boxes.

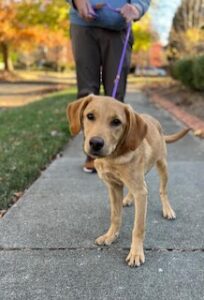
[164,128,191,144]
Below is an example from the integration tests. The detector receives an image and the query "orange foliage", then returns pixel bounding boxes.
[0,2,39,50]
[0,0,72,70]
[149,43,165,67]
[0,3,17,44]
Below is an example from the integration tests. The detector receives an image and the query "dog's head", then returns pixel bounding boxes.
[67,95,147,158]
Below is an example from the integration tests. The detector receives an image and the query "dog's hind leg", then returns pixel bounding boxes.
[123,191,134,206]
[156,159,176,220]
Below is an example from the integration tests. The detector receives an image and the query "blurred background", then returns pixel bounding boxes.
[0,0,203,78]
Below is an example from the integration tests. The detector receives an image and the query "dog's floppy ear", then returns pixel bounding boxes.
[66,94,93,136]
[119,105,147,154]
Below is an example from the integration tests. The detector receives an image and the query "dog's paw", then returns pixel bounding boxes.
[126,249,145,267]
[163,206,176,220]
[95,232,119,246]
[122,196,133,207]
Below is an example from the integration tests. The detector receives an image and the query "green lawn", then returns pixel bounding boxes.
[0,90,75,210]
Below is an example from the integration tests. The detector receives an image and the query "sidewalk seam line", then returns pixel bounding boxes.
[0,247,204,252]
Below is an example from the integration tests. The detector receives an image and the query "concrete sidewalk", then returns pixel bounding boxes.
[1,92,204,300]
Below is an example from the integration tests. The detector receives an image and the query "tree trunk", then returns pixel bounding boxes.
[1,42,14,72]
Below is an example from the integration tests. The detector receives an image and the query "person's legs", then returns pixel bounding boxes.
[70,24,101,172]
[99,28,133,102]
[70,24,101,98]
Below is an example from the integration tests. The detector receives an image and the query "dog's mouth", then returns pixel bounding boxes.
[87,150,105,159]
[87,147,117,159]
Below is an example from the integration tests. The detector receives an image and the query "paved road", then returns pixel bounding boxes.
[0,92,204,300]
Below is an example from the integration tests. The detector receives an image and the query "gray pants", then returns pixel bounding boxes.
[70,24,133,102]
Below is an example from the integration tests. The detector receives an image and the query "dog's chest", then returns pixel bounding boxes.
[95,160,123,186]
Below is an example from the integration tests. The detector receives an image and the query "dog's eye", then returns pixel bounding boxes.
[111,118,122,127]
[87,113,95,121]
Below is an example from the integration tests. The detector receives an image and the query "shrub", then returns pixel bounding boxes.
[170,61,180,80]
[173,58,194,88]
[193,56,204,91]
[171,55,204,90]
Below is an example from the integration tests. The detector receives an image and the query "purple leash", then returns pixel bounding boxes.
[111,22,131,98]
[91,3,132,98]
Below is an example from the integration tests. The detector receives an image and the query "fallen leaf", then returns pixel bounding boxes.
[11,191,24,203]
[0,210,7,218]
[14,191,23,199]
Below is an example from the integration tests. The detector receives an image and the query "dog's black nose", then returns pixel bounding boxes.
[89,137,104,152]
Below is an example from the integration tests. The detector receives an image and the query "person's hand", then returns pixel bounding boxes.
[74,0,96,21]
[120,4,140,22]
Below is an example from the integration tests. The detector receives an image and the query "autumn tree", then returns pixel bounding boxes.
[169,0,204,58]
[0,0,69,71]
[0,2,18,71]
[131,14,158,71]
[172,0,204,31]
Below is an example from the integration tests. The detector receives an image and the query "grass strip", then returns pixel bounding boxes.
[0,90,75,209]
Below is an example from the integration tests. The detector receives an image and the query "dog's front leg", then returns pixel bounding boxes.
[95,181,123,246]
[126,180,148,267]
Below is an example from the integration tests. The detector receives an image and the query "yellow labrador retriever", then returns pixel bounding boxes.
[67,94,190,267]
